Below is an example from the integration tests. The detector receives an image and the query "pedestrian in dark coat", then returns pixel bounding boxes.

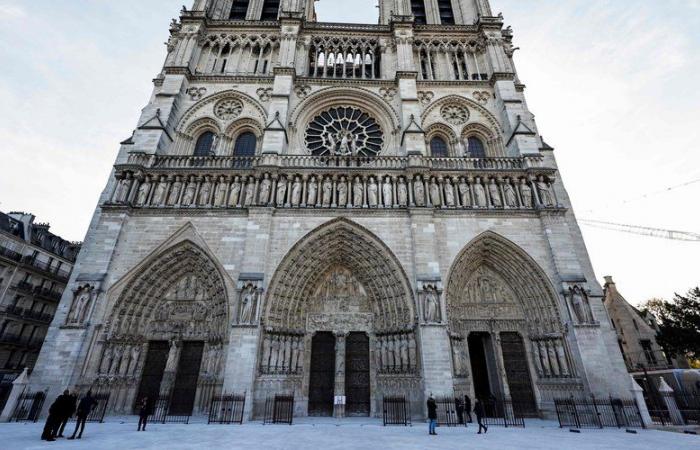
[474,399,488,434]
[57,391,77,437]
[427,394,438,435]
[68,391,97,440]
[40,395,62,441]
[455,397,465,425]
[137,396,149,431]
[464,394,472,423]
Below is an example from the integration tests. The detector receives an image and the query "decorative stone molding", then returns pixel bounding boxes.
[187,87,207,101]
[214,98,244,121]
[236,274,264,326]
[417,91,434,106]
[256,87,273,102]
[441,104,470,125]
[417,278,443,324]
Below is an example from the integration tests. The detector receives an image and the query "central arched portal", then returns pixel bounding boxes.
[256,219,420,418]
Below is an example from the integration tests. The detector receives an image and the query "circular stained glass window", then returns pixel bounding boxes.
[305,106,384,157]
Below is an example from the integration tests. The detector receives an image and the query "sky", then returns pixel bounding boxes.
[0,0,698,305]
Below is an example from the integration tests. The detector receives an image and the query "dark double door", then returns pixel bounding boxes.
[345,333,370,416]
[308,332,335,416]
[500,332,537,416]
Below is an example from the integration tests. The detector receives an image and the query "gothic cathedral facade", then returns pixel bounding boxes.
[28,0,632,419]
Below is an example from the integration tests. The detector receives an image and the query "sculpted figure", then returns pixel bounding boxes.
[307,176,318,206]
[136,178,151,206]
[444,178,455,207]
[214,177,227,206]
[489,179,502,207]
[322,177,333,207]
[239,286,255,324]
[198,178,212,205]
[276,176,288,206]
[337,177,348,206]
[167,177,182,205]
[353,177,364,207]
[503,179,518,207]
[130,345,142,376]
[229,176,242,207]
[259,174,272,205]
[182,178,197,205]
[153,177,168,206]
[520,178,533,208]
[100,346,113,374]
[414,177,425,206]
[70,288,91,323]
[429,178,441,207]
[473,177,487,207]
[165,339,181,372]
[367,177,378,207]
[114,175,131,203]
[424,288,440,322]
[244,177,255,206]
[397,178,408,206]
[570,286,592,323]
[537,176,555,207]
[383,177,393,207]
[291,176,302,206]
[458,178,471,207]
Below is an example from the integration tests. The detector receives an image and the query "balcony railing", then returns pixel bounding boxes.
[1,305,53,323]
[20,256,70,282]
[0,246,22,262]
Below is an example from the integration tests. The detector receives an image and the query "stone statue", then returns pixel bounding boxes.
[291,176,302,206]
[520,178,533,208]
[424,288,440,322]
[367,177,378,207]
[337,177,348,206]
[382,177,393,207]
[489,178,502,207]
[276,177,288,206]
[414,177,425,206]
[70,287,92,324]
[240,286,256,324]
[397,178,408,207]
[167,177,182,205]
[100,346,113,374]
[307,176,318,205]
[198,178,212,205]
[182,178,197,205]
[214,177,227,206]
[353,177,364,207]
[473,177,487,207]
[503,179,518,207]
[130,345,142,376]
[429,178,441,207]
[151,177,167,206]
[259,174,272,205]
[458,178,470,207]
[444,179,455,207]
[337,132,353,156]
[136,179,151,206]
[164,339,181,372]
[114,176,131,203]
[229,176,242,207]
[570,286,592,324]
[244,177,255,206]
[322,178,333,207]
[537,176,555,207]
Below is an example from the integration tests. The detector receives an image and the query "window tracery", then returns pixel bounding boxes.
[305,106,384,157]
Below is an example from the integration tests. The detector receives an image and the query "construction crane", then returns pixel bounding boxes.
[579,219,700,242]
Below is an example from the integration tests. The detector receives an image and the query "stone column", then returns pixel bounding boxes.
[492,332,511,400]
[160,339,182,396]
[630,376,652,427]
[658,378,685,425]
[333,332,348,418]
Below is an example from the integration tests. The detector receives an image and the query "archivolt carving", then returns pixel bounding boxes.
[176,89,267,136]
[183,117,222,138]
[263,219,415,333]
[421,95,503,137]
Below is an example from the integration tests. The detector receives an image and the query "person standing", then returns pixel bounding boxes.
[474,399,488,434]
[40,394,63,441]
[68,391,97,440]
[427,393,438,436]
[455,397,465,425]
[464,394,472,423]
[57,390,77,438]
[137,396,150,431]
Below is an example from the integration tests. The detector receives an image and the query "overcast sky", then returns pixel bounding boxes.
[0,0,698,304]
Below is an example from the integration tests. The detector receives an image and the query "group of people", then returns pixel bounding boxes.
[41,390,97,441]
[426,394,488,436]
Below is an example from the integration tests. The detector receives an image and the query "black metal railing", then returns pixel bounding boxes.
[263,395,294,425]
[383,396,411,426]
[675,393,700,425]
[479,399,526,428]
[435,397,464,427]
[152,395,191,424]
[87,393,110,423]
[0,246,22,262]
[554,397,644,429]
[208,393,246,424]
[10,391,46,422]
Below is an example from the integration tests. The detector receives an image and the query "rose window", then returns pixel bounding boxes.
[441,104,470,125]
[214,98,243,120]
[305,106,384,157]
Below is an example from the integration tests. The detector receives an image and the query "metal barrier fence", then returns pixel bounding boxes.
[675,394,700,425]
[84,393,110,423]
[435,397,464,427]
[208,394,246,424]
[383,396,411,426]
[480,399,526,428]
[264,395,294,425]
[10,391,45,422]
[554,397,644,429]
[152,395,191,424]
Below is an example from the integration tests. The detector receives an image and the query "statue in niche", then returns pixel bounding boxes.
[570,286,593,324]
[423,287,440,322]
[136,178,151,206]
[367,177,378,207]
[397,178,408,206]
[291,176,302,206]
[429,178,441,206]
[489,179,502,207]
[68,285,93,324]
[259,174,272,205]
[383,177,393,207]
[473,177,487,207]
[239,285,256,324]
[198,178,212,205]
[537,176,555,207]
[444,179,455,207]
[100,346,113,374]
[414,177,425,206]
[519,178,533,208]
[182,178,196,205]
[229,176,242,207]
[353,177,364,207]
[164,338,181,372]
[458,178,471,207]
[337,177,348,206]
[244,177,255,207]
[153,177,168,206]
[307,176,318,205]
[214,177,227,206]
[276,176,288,206]
[451,338,464,376]
[114,175,131,203]
[503,178,518,207]
[167,177,182,205]
[322,177,333,207]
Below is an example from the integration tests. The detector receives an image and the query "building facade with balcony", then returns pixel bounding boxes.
[0,211,80,410]
[26,0,633,420]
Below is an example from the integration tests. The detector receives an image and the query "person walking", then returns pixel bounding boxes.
[464,394,472,423]
[68,391,97,440]
[474,398,488,434]
[137,396,149,431]
[57,390,77,438]
[427,393,438,436]
[40,394,62,441]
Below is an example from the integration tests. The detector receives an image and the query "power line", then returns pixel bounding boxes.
[579,219,700,242]
[583,176,700,214]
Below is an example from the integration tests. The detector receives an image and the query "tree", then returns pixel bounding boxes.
[642,288,700,367]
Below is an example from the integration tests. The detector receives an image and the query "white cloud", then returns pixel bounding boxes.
[0,2,25,19]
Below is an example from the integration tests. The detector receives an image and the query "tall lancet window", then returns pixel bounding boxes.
[229,0,250,20]
[194,131,215,157]
[261,0,280,20]
[437,0,455,25]
[233,132,257,156]
[411,0,427,25]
